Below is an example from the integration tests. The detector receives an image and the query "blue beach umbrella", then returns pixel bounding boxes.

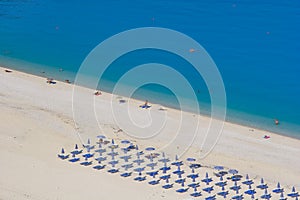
[188,182,200,188]
[288,186,299,198]
[229,169,239,175]
[95,156,106,162]
[146,171,159,178]
[120,155,131,162]
[205,194,216,200]
[273,182,284,194]
[147,162,157,170]
[145,147,155,151]
[133,158,144,165]
[108,160,118,167]
[230,181,241,194]
[231,194,244,200]
[202,172,213,185]
[279,191,287,200]
[245,189,256,196]
[187,157,196,162]
[257,178,268,189]
[203,186,214,193]
[214,165,224,171]
[121,163,133,171]
[160,166,171,173]
[261,188,272,199]
[187,173,199,182]
[121,139,130,144]
[97,135,106,139]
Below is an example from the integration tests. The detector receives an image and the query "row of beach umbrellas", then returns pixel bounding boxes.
[58,136,299,199]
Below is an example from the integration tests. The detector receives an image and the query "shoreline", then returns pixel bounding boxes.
[1,61,299,141]
[1,65,300,199]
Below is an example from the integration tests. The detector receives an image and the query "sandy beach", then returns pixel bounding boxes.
[0,66,299,200]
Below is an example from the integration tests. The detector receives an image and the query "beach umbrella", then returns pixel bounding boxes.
[231,195,243,200]
[82,153,94,159]
[188,182,200,188]
[230,181,241,194]
[147,162,157,170]
[120,172,132,177]
[279,191,287,200]
[108,160,118,167]
[162,183,173,189]
[203,186,214,193]
[95,148,106,155]
[231,174,243,182]
[120,155,131,162]
[95,156,106,162]
[205,195,216,200]
[217,187,229,198]
[133,158,144,166]
[134,167,145,175]
[273,182,284,194]
[173,168,184,178]
[187,173,199,182]
[244,189,256,196]
[175,178,186,187]
[148,179,160,185]
[121,163,133,171]
[288,186,299,198]
[176,187,189,193]
[160,166,171,173]
[97,135,106,139]
[218,171,228,176]
[121,140,130,144]
[146,171,159,179]
[107,168,119,174]
[190,163,201,169]
[190,187,202,197]
[159,158,170,164]
[214,165,224,171]
[242,174,254,186]
[93,164,105,170]
[202,172,213,185]
[160,174,171,181]
[187,157,196,162]
[68,157,80,162]
[257,178,268,189]
[229,169,239,175]
[145,147,155,151]
[261,188,271,199]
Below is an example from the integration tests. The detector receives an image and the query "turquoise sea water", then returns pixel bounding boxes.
[0,1,299,138]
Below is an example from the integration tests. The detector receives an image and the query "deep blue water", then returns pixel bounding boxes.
[0,0,299,138]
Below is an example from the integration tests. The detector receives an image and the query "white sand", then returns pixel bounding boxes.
[0,66,299,199]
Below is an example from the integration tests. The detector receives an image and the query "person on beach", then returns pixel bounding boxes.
[94,90,102,96]
[140,100,151,109]
[46,78,56,84]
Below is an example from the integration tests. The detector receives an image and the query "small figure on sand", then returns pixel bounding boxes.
[46,78,56,84]
[264,135,271,139]
[65,79,71,84]
[140,100,151,109]
[274,119,279,125]
[4,69,12,73]
[94,90,102,96]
